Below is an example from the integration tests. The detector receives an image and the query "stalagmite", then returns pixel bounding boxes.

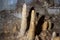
[18,3,27,37]
[44,16,52,30]
[51,32,56,40]
[40,21,48,40]
[27,9,36,40]
[51,32,60,40]
[48,19,51,30]
[40,20,51,40]
[42,20,48,31]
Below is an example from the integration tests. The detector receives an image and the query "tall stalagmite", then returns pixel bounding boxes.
[27,9,36,40]
[18,3,27,37]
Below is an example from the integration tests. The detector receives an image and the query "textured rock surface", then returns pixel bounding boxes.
[0,0,60,40]
[0,10,21,40]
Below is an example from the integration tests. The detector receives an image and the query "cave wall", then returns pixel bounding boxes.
[0,0,17,11]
